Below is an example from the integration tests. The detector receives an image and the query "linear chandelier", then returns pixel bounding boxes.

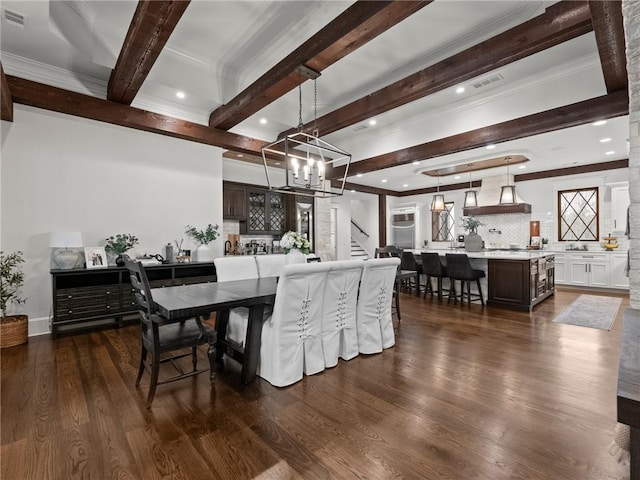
[262,78,351,198]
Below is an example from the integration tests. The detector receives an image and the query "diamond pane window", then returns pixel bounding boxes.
[432,202,455,242]
[558,187,599,241]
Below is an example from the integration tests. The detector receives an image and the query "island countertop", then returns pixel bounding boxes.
[408,249,555,260]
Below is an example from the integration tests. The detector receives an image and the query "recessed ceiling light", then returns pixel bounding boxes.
[350,189,356,193]
[605,150,615,155]
[176,91,185,99]
[381,179,387,183]
[356,173,363,178]
[600,137,612,143]
[275,162,280,165]
[412,161,420,165]
[456,86,465,94]
[237,154,243,158]
[592,120,607,126]
[518,165,526,169]
[403,184,408,188]
[486,144,496,149]
[369,119,377,126]
[454,175,461,180]
[259,118,268,125]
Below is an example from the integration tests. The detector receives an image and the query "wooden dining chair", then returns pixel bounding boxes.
[123,256,216,407]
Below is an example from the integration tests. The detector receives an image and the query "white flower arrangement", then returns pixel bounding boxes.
[280,231,310,254]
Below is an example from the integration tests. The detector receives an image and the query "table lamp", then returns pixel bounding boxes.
[49,231,83,269]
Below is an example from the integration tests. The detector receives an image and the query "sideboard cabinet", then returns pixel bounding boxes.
[51,262,216,337]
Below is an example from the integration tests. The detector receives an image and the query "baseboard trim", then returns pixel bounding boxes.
[28,316,51,337]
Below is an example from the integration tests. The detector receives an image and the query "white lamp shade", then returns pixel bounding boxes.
[49,231,83,248]
[499,185,517,205]
[431,194,446,212]
[464,190,478,207]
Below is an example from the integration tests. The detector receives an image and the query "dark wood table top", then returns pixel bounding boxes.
[152,277,278,321]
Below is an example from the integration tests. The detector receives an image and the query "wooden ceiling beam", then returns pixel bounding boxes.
[513,158,628,182]
[1,63,13,122]
[208,0,430,130]
[9,76,265,155]
[343,181,397,196]
[589,0,627,93]
[281,1,593,139]
[107,1,190,105]
[329,90,629,180]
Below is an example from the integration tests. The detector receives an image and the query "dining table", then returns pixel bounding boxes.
[151,277,278,384]
[151,266,411,384]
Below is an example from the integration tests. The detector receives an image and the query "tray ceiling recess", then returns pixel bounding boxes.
[421,155,529,177]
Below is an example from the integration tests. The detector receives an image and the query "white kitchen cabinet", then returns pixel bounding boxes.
[611,253,630,288]
[611,184,630,233]
[554,253,567,284]
[568,253,610,287]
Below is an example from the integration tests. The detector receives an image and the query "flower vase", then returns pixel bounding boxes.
[286,248,306,264]
[464,232,483,252]
[193,244,214,262]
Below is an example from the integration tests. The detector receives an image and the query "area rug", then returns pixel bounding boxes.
[552,294,622,331]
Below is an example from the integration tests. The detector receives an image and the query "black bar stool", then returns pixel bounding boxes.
[445,254,485,306]
[420,252,448,302]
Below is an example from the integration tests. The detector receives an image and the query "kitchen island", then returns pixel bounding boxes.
[411,249,555,311]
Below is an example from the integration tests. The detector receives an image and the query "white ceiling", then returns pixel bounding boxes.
[0,0,629,193]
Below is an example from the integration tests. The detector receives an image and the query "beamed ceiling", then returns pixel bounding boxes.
[0,0,630,196]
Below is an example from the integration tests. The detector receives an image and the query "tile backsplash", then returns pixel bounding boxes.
[474,213,531,248]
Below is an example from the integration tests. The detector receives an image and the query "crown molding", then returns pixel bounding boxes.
[1,52,106,97]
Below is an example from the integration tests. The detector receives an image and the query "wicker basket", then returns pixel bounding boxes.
[1,315,28,348]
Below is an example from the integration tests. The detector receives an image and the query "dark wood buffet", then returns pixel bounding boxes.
[50,262,216,337]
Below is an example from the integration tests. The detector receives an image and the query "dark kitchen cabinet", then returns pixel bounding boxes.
[487,255,555,311]
[223,183,247,219]
[247,189,286,234]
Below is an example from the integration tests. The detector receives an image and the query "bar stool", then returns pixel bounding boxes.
[445,254,485,306]
[401,251,424,296]
[420,252,448,302]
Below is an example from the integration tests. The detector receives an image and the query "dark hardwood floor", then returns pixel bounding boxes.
[1,288,630,479]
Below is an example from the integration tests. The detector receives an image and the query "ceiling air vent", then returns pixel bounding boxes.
[3,9,25,27]
[472,73,503,89]
[353,125,368,132]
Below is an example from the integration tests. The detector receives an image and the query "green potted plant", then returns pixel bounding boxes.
[105,233,139,266]
[185,224,219,262]
[0,251,28,348]
[460,216,485,252]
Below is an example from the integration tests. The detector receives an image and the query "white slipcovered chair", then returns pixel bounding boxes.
[213,256,258,346]
[321,260,364,367]
[255,254,288,278]
[257,262,330,387]
[356,257,401,354]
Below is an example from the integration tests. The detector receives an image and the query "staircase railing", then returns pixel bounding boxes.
[351,220,369,238]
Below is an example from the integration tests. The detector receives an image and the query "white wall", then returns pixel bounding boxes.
[382,168,629,250]
[1,105,224,334]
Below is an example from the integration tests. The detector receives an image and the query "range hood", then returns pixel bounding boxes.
[462,175,531,216]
